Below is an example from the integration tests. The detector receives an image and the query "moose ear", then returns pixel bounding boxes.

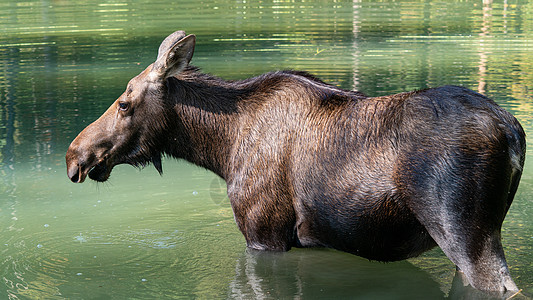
[157,31,187,59]
[151,32,196,80]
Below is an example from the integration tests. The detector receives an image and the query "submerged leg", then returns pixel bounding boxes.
[436,228,517,292]
[449,266,522,300]
[228,185,296,252]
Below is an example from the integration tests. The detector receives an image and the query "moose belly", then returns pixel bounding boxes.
[294,203,437,262]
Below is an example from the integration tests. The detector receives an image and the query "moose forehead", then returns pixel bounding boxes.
[126,64,159,93]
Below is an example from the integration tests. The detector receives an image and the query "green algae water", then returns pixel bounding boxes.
[1,1,532,298]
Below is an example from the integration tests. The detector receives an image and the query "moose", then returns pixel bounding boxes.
[66,31,526,294]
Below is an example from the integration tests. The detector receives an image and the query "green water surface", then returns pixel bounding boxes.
[1,0,532,299]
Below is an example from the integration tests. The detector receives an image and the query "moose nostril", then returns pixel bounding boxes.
[67,162,82,183]
[70,170,80,183]
[66,146,88,183]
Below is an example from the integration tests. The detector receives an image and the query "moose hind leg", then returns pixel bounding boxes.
[404,169,520,292]
[410,188,518,293]
[410,198,517,293]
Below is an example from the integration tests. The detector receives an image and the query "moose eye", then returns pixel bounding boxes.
[118,102,129,111]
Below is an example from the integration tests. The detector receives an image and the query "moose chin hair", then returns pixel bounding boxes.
[124,153,164,176]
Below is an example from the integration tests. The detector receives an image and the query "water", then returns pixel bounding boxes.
[1,0,532,298]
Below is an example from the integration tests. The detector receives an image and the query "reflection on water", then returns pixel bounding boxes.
[1,0,532,298]
[229,249,446,299]
[230,248,522,300]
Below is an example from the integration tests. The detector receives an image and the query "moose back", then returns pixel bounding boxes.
[66,31,526,294]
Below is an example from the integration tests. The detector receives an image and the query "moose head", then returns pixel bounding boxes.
[66,31,196,183]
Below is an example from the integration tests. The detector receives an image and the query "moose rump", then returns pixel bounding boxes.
[66,31,526,295]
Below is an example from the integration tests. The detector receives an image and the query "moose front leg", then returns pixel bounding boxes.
[228,188,297,252]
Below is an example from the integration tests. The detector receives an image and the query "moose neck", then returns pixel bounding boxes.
[163,68,248,179]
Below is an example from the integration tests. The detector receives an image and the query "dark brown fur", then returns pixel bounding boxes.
[66,31,526,295]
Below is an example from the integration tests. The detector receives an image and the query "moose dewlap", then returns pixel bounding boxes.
[66,31,526,295]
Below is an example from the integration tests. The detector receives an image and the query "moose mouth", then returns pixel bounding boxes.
[88,160,111,182]
[68,158,113,183]
[67,150,161,183]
